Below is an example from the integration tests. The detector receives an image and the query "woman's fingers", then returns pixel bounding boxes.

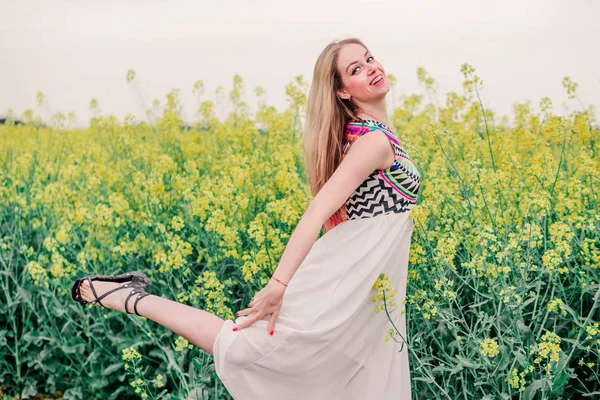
[240,296,261,316]
[234,305,275,333]
[234,305,260,331]
[236,307,253,317]
[268,309,279,336]
[249,296,260,307]
[234,315,260,331]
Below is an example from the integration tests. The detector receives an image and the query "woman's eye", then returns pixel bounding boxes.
[352,56,374,75]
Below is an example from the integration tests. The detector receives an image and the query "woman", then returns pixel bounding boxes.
[72,37,421,399]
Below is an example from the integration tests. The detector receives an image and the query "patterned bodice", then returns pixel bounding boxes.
[343,118,421,220]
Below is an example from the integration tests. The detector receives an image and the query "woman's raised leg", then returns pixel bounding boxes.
[79,279,226,356]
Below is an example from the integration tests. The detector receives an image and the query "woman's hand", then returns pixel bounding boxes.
[234,278,287,336]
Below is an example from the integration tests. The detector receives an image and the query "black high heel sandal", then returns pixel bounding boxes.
[71,271,151,316]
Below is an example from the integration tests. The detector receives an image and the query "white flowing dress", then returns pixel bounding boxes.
[212,118,422,400]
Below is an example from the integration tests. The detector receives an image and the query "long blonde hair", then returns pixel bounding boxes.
[302,38,368,233]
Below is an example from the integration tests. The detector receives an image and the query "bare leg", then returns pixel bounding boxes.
[79,280,226,356]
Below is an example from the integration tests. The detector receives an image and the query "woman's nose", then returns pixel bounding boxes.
[367,64,378,74]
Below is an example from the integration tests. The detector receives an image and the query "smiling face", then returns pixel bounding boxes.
[336,43,390,105]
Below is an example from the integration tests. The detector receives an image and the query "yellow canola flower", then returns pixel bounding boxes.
[480,338,499,358]
[542,249,564,276]
[419,300,438,320]
[547,298,567,316]
[371,273,397,314]
[174,336,194,352]
[433,277,457,301]
[26,260,49,288]
[122,346,142,362]
[586,323,599,340]
[171,215,185,231]
[192,271,235,319]
[154,373,165,388]
[507,365,533,392]
[152,233,193,273]
[55,221,72,245]
[529,331,562,373]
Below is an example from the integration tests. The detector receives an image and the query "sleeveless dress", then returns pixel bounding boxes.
[212,118,422,399]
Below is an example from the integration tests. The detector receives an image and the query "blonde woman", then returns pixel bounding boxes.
[72,37,421,399]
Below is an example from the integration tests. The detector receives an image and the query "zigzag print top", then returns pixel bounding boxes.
[342,118,421,220]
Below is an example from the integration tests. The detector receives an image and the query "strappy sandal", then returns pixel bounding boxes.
[71,271,151,316]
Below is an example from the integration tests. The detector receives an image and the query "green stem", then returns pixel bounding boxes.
[470,73,496,172]
[535,285,555,341]
[564,287,600,370]
[380,285,453,399]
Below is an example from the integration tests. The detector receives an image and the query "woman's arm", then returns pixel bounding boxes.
[271,129,394,285]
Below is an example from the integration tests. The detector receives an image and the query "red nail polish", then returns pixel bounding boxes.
[236,312,239,316]
[233,327,238,332]
[269,330,274,336]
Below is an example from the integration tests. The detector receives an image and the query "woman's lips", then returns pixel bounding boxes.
[371,75,384,86]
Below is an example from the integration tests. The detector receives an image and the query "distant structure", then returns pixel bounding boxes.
[0,117,47,127]
[0,118,25,126]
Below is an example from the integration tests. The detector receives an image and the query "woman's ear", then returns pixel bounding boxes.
[337,89,350,101]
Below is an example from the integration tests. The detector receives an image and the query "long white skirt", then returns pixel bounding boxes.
[213,210,415,399]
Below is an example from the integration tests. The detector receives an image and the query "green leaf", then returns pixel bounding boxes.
[580,391,600,397]
[512,349,527,366]
[22,331,54,345]
[61,342,86,355]
[106,385,129,400]
[521,296,536,307]
[496,347,511,370]
[560,303,580,320]
[450,363,464,376]
[63,386,84,400]
[20,379,38,398]
[468,299,490,309]
[551,350,576,394]
[431,365,447,373]
[413,376,435,383]
[522,379,544,400]
[456,355,481,369]
[516,318,531,334]
[192,356,203,371]
[102,362,124,376]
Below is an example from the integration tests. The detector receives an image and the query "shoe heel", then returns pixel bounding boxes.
[126,271,150,288]
[113,271,150,288]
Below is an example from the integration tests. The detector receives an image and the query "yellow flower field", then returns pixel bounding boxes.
[0,66,598,399]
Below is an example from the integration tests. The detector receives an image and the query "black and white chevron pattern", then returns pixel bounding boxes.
[346,171,414,220]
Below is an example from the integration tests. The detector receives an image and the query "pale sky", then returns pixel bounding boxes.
[1,0,599,128]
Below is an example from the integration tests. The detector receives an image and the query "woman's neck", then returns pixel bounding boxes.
[356,111,393,132]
